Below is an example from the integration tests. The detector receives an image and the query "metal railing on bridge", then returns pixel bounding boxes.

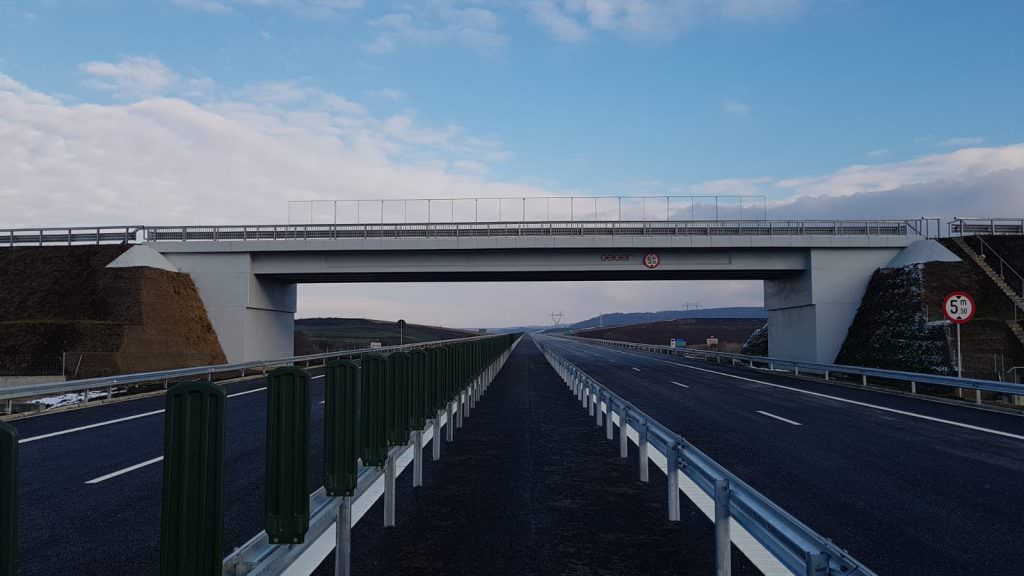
[537,340,878,576]
[949,217,1024,236]
[142,219,929,242]
[0,333,522,576]
[0,219,938,247]
[1,226,144,247]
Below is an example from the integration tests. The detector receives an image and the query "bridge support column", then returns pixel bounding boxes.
[162,253,295,363]
[764,247,901,364]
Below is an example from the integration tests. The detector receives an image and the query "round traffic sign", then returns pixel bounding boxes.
[943,292,975,324]
[642,252,661,269]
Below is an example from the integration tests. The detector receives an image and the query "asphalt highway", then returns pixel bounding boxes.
[13,371,327,575]
[535,334,1024,576]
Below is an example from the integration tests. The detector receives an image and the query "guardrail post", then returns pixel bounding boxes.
[605,400,614,439]
[595,391,603,427]
[638,422,650,483]
[587,387,595,416]
[619,407,630,458]
[911,381,916,395]
[160,382,225,576]
[976,389,982,405]
[862,374,868,387]
[667,444,681,522]
[1,422,17,576]
[265,367,311,544]
[715,478,732,576]
[335,496,352,576]
[384,449,397,527]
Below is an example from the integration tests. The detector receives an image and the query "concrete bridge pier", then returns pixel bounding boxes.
[764,247,902,364]
[162,252,295,364]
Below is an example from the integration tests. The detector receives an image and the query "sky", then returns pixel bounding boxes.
[2,0,1023,328]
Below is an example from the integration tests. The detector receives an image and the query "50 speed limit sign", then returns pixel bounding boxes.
[943,292,975,324]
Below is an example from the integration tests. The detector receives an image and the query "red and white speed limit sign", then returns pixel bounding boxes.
[943,292,975,324]
[642,252,661,269]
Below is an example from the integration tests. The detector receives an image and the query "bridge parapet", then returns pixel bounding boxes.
[1,219,935,247]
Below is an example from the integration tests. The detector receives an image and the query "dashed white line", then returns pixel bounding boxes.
[586,345,1024,443]
[21,374,326,444]
[19,410,166,444]
[671,381,689,389]
[756,410,802,426]
[227,387,267,398]
[632,367,641,372]
[84,456,164,484]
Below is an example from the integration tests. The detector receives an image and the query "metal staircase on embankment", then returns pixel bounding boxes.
[952,236,1024,350]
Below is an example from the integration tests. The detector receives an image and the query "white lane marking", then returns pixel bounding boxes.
[671,381,689,389]
[19,409,166,444]
[84,456,164,484]
[227,387,267,398]
[21,375,326,444]
[319,400,325,404]
[587,346,1024,443]
[632,367,641,372]
[756,410,802,426]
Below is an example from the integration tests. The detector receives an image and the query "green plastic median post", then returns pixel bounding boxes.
[324,360,360,497]
[324,361,359,576]
[409,350,428,432]
[0,421,17,576]
[387,352,412,447]
[160,382,225,576]
[360,355,389,467]
[265,367,311,544]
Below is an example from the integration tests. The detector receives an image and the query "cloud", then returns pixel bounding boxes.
[367,88,407,101]
[938,136,984,148]
[367,3,506,55]
[170,0,232,13]
[528,0,804,42]
[170,0,363,17]
[867,149,889,158]
[79,57,180,98]
[0,65,542,229]
[772,145,1024,200]
[722,99,750,116]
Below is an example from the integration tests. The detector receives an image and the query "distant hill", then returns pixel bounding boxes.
[569,307,765,330]
[294,317,478,354]
[577,317,765,351]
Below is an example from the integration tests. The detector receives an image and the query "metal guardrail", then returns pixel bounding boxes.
[0,336,488,408]
[142,219,927,242]
[2,334,520,576]
[573,337,1024,403]
[949,217,1024,236]
[536,340,877,576]
[1,226,144,246]
[224,337,521,576]
[0,219,936,247]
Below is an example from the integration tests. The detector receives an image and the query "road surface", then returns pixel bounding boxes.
[535,334,1024,575]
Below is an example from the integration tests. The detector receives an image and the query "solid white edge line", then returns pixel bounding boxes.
[84,456,164,484]
[756,410,802,426]
[567,339,1024,443]
[671,381,689,388]
[21,374,327,444]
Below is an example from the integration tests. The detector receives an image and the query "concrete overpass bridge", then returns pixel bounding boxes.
[5,218,942,365]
